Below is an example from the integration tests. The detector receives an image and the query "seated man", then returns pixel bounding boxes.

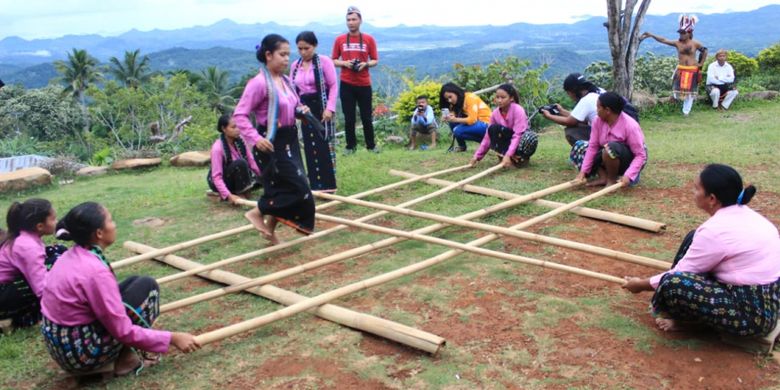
[706,49,739,110]
[408,95,438,150]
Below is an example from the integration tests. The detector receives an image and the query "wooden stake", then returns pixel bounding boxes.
[389,170,667,233]
[125,241,445,354]
[310,194,669,270]
[193,184,625,345]
[116,164,469,270]
[158,164,503,285]
[160,179,581,312]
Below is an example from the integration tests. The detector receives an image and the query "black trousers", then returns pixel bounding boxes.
[0,244,66,327]
[340,82,375,150]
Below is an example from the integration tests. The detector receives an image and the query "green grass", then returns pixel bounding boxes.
[1,99,780,388]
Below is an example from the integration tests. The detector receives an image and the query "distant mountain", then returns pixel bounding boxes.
[2,5,778,90]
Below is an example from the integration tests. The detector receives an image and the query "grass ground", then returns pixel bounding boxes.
[1,98,780,389]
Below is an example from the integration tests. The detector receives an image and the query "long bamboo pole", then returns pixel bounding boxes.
[113,165,470,270]
[160,179,582,312]
[193,183,625,345]
[125,242,445,354]
[389,170,667,233]
[310,197,668,270]
[157,164,503,285]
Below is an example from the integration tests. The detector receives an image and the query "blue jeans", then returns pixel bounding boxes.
[452,121,488,149]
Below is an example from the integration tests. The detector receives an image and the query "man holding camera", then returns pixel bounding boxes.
[408,95,438,150]
[332,6,380,154]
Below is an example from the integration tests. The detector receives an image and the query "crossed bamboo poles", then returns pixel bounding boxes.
[119,165,668,347]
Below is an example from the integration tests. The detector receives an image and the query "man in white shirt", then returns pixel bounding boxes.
[706,49,739,110]
[542,73,605,146]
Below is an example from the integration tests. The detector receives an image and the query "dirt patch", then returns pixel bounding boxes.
[240,355,393,389]
[132,217,168,228]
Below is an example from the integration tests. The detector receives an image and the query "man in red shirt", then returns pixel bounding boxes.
[332,6,380,154]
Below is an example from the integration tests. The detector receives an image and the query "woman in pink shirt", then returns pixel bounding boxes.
[41,202,199,376]
[575,92,647,187]
[291,31,338,193]
[208,113,261,204]
[624,164,780,343]
[0,199,62,327]
[469,84,538,169]
[235,34,315,244]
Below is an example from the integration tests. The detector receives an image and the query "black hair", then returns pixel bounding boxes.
[416,95,428,101]
[217,113,231,133]
[700,164,756,207]
[0,198,53,250]
[58,202,108,247]
[439,82,466,116]
[256,34,289,64]
[598,92,626,114]
[497,83,520,104]
[295,31,318,46]
[563,73,600,98]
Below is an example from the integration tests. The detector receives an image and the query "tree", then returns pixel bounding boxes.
[605,0,652,100]
[757,42,780,71]
[54,48,103,145]
[198,66,236,113]
[109,49,152,89]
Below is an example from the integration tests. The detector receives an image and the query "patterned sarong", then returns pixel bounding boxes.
[672,65,700,98]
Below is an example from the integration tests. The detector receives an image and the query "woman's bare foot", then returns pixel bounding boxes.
[586,178,608,187]
[245,208,271,238]
[265,217,280,245]
[114,347,141,376]
[655,317,682,332]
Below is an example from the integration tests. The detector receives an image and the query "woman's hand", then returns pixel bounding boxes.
[575,171,587,182]
[469,158,479,167]
[620,176,631,186]
[171,332,201,353]
[227,194,242,205]
[297,105,311,115]
[621,277,652,294]
[255,138,274,153]
[322,110,334,122]
[500,155,513,168]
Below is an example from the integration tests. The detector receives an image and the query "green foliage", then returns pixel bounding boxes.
[0,135,41,157]
[585,53,677,96]
[584,60,613,90]
[757,42,780,71]
[197,66,237,113]
[88,74,216,155]
[702,50,759,80]
[391,79,442,125]
[109,49,153,88]
[0,85,85,142]
[89,146,114,166]
[53,48,103,101]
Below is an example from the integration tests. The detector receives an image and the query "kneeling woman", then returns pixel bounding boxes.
[575,92,647,186]
[469,84,538,168]
[439,82,491,152]
[623,164,780,341]
[41,203,199,376]
[0,199,63,327]
[234,34,315,244]
[208,113,261,205]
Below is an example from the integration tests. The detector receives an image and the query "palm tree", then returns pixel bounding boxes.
[54,48,103,142]
[198,66,236,113]
[167,69,202,87]
[109,49,152,89]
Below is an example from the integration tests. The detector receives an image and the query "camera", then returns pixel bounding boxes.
[417,104,424,112]
[539,104,561,116]
[350,58,362,72]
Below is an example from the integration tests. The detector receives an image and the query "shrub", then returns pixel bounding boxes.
[391,79,442,126]
[757,42,780,71]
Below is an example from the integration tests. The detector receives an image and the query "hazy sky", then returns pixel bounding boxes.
[2,0,778,40]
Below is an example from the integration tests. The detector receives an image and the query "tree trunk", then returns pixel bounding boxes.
[606,0,652,100]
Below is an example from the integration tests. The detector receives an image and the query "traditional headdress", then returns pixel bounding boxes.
[677,14,698,33]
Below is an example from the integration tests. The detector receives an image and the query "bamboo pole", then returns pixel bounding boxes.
[125,241,445,354]
[157,164,504,285]
[193,185,625,345]
[311,194,669,270]
[160,179,582,312]
[389,170,667,233]
[114,165,469,270]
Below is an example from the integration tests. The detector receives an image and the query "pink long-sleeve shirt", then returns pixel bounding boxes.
[650,205,780,288]
[580,112,647,182]
[290,55,339,114]
[0,230,47,298]
[473,103,528,161]
[233,71,301,147]
[209,138,261,200]
[41,245,171,353]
